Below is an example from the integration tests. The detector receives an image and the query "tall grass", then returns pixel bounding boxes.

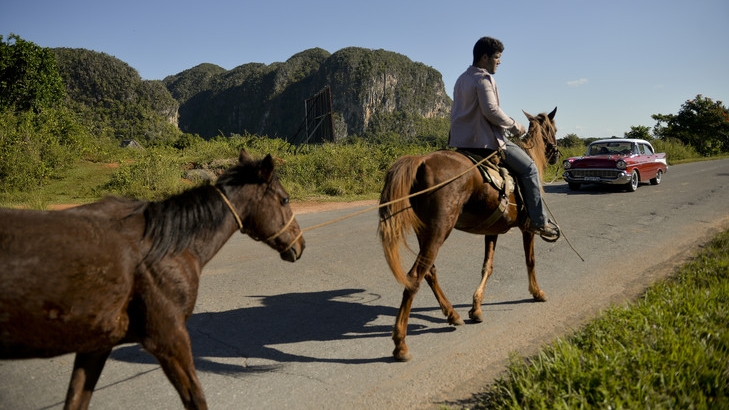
[469,229,729,409]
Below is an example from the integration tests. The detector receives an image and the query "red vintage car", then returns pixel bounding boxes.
[562,138,667,192]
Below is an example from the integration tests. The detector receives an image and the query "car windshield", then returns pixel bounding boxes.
[588,142,634,156]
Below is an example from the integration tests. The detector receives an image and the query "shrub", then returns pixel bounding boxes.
[97,147,184,200]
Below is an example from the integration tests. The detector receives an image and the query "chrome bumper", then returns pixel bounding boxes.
[562,170,632,185]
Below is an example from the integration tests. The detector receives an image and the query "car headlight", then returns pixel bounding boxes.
[563,160,571,169]
[616,160,627,169]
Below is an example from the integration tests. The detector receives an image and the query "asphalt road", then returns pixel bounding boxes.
[2,159,729,409]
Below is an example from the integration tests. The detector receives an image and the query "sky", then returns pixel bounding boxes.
[2,0,728,139]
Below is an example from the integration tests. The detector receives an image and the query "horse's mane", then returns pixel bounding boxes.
[142,184,226,263]
[141,158,267,264]
[516,112,557,175]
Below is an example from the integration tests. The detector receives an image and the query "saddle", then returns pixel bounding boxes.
[456,149,522,231]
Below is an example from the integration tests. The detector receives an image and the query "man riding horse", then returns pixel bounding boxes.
[449,36,559,241]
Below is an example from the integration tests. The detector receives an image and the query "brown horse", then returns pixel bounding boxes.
[0,150,305,410]
[378,108,559,361]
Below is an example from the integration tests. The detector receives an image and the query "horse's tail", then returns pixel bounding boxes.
[378,155,425,290]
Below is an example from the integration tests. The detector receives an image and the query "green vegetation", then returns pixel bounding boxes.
[462,228,729,409]
[653,95,729,156]
[0,133,443,207]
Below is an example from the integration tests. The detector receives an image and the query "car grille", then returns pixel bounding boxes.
[571,169,621,179]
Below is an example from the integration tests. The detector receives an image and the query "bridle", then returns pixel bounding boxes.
[545,140,561,163]
[214,186,302,252]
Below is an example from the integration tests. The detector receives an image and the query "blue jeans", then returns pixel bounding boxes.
[501,141,547,226]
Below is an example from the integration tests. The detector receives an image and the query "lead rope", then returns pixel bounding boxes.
[298,151,498,233]
[301,150,584,262]
[214,187,243,230]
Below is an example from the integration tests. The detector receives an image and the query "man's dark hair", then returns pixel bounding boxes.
[472,37,504,65]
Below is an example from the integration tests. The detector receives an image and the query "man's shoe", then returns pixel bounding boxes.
[527,221,560,242]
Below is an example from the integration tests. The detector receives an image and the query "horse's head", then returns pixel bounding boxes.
[217,150,305,262]
[523,107,560,170]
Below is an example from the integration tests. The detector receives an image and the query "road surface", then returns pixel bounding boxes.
[1,159,728,409]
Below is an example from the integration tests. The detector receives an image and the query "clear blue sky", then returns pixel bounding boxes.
[3,0,728,139]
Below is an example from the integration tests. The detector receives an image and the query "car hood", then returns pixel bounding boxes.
[567,155,626,168]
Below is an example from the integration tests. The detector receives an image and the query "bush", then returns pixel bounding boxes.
[97,147,185,200]
[652,137,699,164]
[0,107,92,192]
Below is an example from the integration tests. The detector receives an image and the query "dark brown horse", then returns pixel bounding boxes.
[378,108,559,361]
[0,149,305,409]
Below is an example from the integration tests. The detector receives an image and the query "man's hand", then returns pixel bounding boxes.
[509,121,526,137]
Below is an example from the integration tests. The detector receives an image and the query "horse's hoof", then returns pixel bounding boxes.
[448,315,465,326]
[468,311,484,323]
[533,292,548,302]
[393,349,412,362]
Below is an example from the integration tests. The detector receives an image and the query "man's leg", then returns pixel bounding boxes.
[501,141,546,225]
[501,141,559,240]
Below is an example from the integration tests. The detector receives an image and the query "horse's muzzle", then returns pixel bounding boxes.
[280,238,305,262]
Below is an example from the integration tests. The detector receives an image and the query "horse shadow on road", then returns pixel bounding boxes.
[111,288,480,375]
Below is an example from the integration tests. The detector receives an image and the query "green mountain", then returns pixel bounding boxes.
[53,48,180,144]
[53,47,451,143]
[164,47,451,140]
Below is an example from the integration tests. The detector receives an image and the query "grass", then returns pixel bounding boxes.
[0,161,119,208]
[460,229,729,409]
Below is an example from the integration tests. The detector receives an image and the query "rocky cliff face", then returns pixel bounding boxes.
[164,47,451,140]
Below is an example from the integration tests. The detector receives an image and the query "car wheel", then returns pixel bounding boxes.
[650,169,663,185]
[625,170,639,192]
[568,182,581,190]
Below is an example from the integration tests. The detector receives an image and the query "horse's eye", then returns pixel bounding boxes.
[281,197,289,206]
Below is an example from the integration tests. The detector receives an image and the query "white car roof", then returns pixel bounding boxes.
[590,138,651,145]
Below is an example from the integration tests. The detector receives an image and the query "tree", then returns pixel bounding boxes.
[0,34,65,112]
[624,125,652,140]
[0,35,92,192]
[558,133,584,148]
[652,95,729,156]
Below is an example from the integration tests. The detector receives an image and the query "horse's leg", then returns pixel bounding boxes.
[392,277,419,362]
[64,349,111,410]
[424,264,464,326]
[144,321,207,410]
[392,228,455,362]
[523,231,547,301]
[469,235,498,322]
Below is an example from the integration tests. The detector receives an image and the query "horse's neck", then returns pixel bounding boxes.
[188,221,240,268]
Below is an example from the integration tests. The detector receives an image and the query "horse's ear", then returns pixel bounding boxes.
[238,149,252,163]
[522,110,535,121]
[548,107,557,120]
[259,154,275,182]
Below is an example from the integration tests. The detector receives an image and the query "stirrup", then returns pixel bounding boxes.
[539,220,561,243]
[527,220,560,243]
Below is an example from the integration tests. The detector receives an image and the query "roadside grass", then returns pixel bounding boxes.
[0,161,119,209]
[462,229,729,409]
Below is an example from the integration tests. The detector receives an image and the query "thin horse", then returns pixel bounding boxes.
[0,149,305,410]
[378,108,559,361]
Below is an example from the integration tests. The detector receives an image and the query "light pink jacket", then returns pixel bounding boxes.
[448,65,517,149]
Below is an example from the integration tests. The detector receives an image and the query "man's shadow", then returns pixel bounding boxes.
[111,288,499,374]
